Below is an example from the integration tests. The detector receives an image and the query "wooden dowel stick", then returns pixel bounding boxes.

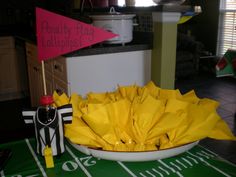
[41,60,47,95]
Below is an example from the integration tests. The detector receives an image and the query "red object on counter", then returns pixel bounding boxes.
[40,95,54,106]
[216,57,227,71]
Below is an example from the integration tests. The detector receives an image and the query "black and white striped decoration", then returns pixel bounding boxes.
[22,104,72,156]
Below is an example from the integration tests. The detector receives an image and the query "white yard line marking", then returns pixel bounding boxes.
[158,160,184,177]
[146,170,158,177]
[198,144,219,156]
[25,139,47,177]
[196,152,210,159]
[181,157,193,166]
[151,168,164,177]
[199,145,236,167]
[170,162,182,171]
[158,166,170,175]
[117,161,137,177]
[65,145,92,177]
[139,172,147,177]
[187,151,232,177]
[186,156,199,164]
[200,150,215,158]
[158,160,175,173]
[176,159,188,168]
[0,170,5,177]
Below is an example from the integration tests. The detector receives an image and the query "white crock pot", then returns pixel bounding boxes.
[89,8,136,44]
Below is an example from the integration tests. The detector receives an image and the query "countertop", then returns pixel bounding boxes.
[64,42,152,57]
[76,4,192,14]
[14,31,153,57]
[1,4,193,57]
[64,31,153,57]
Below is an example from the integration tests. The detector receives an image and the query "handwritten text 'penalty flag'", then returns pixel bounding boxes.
[36,7,118,61]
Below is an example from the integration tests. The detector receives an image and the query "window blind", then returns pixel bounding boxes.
[217,0,236,56]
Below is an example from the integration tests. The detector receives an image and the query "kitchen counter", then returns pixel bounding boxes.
[63,31,153,57]
[13,4,192,58]
[76,4,192,14]
[1,3,193,58]
[64,42,152,57]
[16,31,153,57]
[6,3,193,58]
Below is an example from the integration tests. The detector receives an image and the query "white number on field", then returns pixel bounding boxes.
[62,161,78,171]
[80,156,97,167]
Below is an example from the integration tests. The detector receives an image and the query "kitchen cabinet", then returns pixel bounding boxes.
[26,42,151,103]
[0,36,28,101]
[26,43,68,107]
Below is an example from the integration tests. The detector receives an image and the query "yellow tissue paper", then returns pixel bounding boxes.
[132,95,165,151]
[53,81,236,152]
[53,91,112,149]
[82,99,133,151]
[208,119,236,140]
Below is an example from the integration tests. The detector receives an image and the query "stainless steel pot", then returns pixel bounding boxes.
[89,7,136,44]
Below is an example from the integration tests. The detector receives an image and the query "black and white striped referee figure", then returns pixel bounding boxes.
[22,104,73,156]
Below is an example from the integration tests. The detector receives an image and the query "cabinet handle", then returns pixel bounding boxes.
[33,67,39,72]
[54,64,63,72]
[54,65,59,69]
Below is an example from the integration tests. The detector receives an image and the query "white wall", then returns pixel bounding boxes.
[66,50,151,97]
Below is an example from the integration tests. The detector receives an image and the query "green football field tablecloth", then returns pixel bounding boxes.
[1,138,236,177]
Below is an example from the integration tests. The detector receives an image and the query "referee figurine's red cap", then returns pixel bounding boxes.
[40,95,54,106]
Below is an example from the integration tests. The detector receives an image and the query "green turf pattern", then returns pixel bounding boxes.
[1,139,236,177]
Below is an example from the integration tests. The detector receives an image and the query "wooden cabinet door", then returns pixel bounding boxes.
[53,77,68,95]
[26,42,69,106]
[0,36,29,101]
[0,50,20,95]
[45,70,54,97]
[53,56,67,81]
[15,41,28,94]
[27,60,43,106]
[27,60,54,107]
[52,56,68,95]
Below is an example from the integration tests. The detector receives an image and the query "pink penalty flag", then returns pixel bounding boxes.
[36,7,118,61]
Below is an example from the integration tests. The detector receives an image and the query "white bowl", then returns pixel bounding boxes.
[69,141,199,162]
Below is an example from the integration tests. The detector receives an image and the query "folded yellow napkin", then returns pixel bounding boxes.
[53,81,236,152]
[82,99,134,151]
